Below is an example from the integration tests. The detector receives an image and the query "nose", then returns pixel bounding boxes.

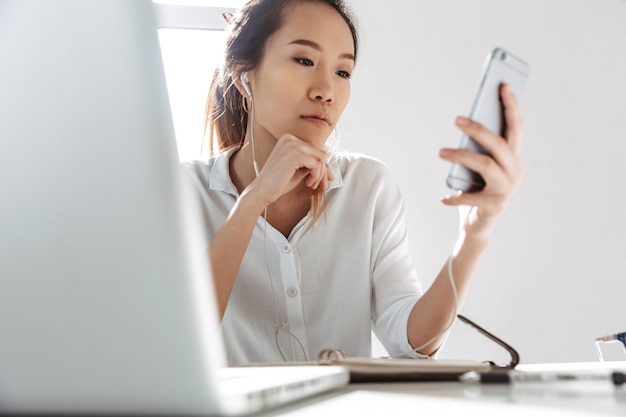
[308,71,334,103]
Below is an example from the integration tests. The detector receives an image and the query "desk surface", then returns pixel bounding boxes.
[257,362,626,416]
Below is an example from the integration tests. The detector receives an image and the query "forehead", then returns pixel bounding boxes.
[268,2,355,55]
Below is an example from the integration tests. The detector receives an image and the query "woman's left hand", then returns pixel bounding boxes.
[438,83,524,232]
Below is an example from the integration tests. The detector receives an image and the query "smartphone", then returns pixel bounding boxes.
[446,47,530,193]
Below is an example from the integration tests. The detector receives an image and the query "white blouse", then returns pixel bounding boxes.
[182,148,424,364]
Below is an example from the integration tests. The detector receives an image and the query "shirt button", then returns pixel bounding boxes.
[282,244,291,253]
[287,287,298,297]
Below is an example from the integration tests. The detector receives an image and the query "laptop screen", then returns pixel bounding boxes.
[0,0,227,413]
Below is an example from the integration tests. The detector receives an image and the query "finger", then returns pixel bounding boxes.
[455,116,506,159]
[440,192,503,217]
[314,162,333,190]
[273,134,332,191]
[441,146,521,194]
[454,116,521,181]
[299,155,328,190]
[295,169,315,190]
[282,134,330,162]
[441,147,501,181]
[323,166,335,189]
[304,168,324,189]
[319,176,329,191]
[500,83,524,154]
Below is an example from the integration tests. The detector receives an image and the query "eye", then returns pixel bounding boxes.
[336,70,352,79]
[295,57,314,66]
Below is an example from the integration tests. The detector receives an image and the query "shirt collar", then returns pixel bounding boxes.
[208,147,240,196]
[326,156,343,192]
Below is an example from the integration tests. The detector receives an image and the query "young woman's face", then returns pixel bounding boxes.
[246,2,355,148]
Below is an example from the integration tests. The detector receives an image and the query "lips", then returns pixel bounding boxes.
[301,112,331,127]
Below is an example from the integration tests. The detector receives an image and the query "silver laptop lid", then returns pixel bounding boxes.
[0,0,228,414]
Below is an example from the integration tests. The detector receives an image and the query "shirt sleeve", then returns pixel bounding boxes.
[366,159,424,357]
[178,161,213,251]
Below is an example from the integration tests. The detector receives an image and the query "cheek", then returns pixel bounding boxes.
[335,82,351,113]
[252,94,293,134]
[255,81,300,120]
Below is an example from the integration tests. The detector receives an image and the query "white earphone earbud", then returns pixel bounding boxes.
[240,71,252,100]
[240,70,259,175]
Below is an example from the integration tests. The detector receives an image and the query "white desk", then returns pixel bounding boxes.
[257,362,626,416]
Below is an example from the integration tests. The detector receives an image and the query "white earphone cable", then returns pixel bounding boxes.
[243,72,462,361]
[388,207,470,359]
[245,79,308,361]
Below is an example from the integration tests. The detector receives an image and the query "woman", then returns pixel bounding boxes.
[183,0,523,364]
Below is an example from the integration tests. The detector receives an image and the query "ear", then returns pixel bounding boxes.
[233,66,253,99]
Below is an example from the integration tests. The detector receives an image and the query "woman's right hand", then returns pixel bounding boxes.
[210,131,333,318]
[247,134,335,207]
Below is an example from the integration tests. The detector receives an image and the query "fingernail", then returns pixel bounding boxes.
[439,149,452,158]
[456,116,471,126]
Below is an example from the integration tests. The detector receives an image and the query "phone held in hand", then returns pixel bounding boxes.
[446,47,530,193]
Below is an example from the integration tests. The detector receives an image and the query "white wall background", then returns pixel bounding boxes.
[340,0,626,364]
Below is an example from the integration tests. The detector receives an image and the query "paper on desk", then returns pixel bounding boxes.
[319,357,492,382]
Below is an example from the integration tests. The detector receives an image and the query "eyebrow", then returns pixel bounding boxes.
[288,39,355,61]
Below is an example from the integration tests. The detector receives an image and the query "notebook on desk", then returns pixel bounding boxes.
[236,348,493,383]
[0,1,348,415]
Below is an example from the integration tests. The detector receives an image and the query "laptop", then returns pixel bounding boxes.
[0,1,349,415]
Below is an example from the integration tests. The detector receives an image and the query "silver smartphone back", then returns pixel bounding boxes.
[446,48,529,192]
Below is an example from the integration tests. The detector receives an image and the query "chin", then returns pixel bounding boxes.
[306,136,330,149]
[298,130,332,148]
